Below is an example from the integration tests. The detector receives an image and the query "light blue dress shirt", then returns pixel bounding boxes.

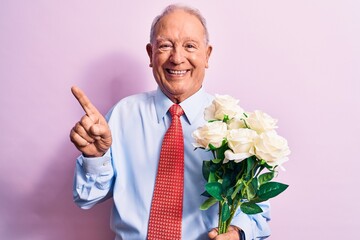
[73,88,271,240]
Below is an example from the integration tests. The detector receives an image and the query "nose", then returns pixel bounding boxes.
[169,46,185,65]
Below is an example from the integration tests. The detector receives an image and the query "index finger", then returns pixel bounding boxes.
[71,86,100,116]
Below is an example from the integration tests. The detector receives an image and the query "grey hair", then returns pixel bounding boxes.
[149,4,210,45]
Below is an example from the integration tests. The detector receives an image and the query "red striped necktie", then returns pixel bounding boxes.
[148,104,185,240]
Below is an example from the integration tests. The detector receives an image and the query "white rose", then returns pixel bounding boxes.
[224,128,258,163]
[251,131,291,167]
[227,116,247,130]
[204,94,244,121]
[192,121,228,149]
[245,110,278,133]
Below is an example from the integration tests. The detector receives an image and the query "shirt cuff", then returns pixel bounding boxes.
[231,212,253,240]
[80,154,112,175]
[238,228,246,240]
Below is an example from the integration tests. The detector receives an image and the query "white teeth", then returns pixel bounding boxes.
[168,69,187,75]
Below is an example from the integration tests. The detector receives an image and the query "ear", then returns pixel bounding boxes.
[146,43,153,67]
[205,45,213,68]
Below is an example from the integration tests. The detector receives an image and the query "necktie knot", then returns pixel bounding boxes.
[169,104,184,118]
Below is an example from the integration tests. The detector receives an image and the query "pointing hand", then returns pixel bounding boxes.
[69,86,112,157]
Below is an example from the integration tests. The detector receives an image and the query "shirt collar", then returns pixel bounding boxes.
[154,87,208,125]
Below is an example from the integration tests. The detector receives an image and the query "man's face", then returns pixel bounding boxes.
[146,10,212,103]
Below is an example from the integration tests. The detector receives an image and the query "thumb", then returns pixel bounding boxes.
[90,123,111,140]
[208,228,218,239]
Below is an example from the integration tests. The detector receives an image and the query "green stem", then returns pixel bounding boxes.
[218,201,228,234]
[218,203,241,235]
[218,201,235,235]
[218,201,224,233]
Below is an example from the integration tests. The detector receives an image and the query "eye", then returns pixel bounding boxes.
[185,43,197,51]
[158,43,173,50]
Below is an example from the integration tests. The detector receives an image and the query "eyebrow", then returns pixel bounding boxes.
[155,37,200,44]
[155,37,171,43]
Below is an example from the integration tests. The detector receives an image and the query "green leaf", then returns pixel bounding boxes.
[205,182,223,201]
[246,157,255,176]
[246,181,256,200]
[231,181,244,199]
[215,142,228,160]
[209,143,218,151]
[258,182,289,200]
[201,190,211,197]
[251,177,259,191]
[208,172,217,183]
[222,172,232,189]
[212,158,222,164]
[240,202,263,214]
[246,178,258,200]
[258,172,275,185]
[200,197,218,210]
[225,187,234,198]
[209,161,222,173]
[259,159,274,170]
[202,161,211,181]
[221,202,231,222]
[226,195,233,205]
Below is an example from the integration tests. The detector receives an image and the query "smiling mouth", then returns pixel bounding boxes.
[166,69,189,76]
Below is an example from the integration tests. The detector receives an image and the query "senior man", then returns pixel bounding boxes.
[70,4,270,240]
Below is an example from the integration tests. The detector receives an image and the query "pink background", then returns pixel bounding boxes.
[1,0,359,239]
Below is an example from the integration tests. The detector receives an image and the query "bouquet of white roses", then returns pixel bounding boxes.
[192,94,291,234]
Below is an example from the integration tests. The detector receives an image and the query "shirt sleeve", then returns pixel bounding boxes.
[231,201,271,239]
[73,150,114,209]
